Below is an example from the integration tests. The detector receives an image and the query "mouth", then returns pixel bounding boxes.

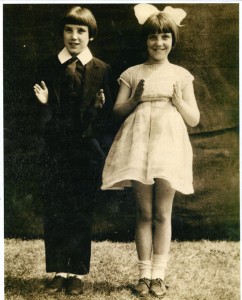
[153,48,165,52]
[69,43,80,47]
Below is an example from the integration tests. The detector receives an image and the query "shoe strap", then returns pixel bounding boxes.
[140,278,151,287]
[152,278,168,288]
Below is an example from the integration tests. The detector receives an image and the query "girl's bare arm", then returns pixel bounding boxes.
[113,80,144,119]
[172,81,200,127]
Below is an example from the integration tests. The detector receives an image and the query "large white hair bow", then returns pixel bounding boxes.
[134,3,186,27]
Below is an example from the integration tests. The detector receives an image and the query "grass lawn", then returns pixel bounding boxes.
[4,239,240,300]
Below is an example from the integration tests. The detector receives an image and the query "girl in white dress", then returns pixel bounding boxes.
[102,4,200,297]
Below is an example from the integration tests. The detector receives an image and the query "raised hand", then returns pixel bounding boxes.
[134,79,145,103]
[33,81,48,104]
[95,89,105,108]
[172,81,183,107]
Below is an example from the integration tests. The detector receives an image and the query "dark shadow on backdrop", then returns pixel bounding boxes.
[3,3,239,241]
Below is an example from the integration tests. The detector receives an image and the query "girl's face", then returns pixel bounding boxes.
[146,32,172,63]
[63,24,91,56]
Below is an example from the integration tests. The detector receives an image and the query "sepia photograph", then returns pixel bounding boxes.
[3,1,240,299]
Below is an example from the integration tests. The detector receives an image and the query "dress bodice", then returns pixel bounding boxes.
[119,62,194,103]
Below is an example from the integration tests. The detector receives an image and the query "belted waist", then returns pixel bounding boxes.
[141,96,171,102]
[139,97,174,108]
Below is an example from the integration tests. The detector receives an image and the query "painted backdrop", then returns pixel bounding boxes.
[4,3,239,240]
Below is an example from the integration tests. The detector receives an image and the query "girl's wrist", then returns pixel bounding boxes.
[130,96,140,106]
[174,99,184,110]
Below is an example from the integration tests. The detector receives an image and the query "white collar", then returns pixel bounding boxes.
[58,47,93,65]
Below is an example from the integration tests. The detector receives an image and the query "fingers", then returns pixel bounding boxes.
[172,81,182,107]
[138,79,145,87]
[173,81,181,93]
[135,79,145,101]
[173,81,181,97]
[97,89,104,96]
[33,81,47,94]
[173,87,178,98]
[96,89,105,108]
[137,79,145,92]
[33,84,42,95]
[33,81,48,104]
[97,89,105,101]
[40,81,47,90]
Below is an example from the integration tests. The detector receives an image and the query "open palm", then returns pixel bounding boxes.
[95,89,105,108]
[33,81,48,104]
[134,79,145,103]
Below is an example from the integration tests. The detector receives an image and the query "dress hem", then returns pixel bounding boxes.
[101,175,194,195]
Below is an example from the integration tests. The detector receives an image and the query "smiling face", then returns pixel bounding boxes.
[63,24,90,56]
[146,32,172,64]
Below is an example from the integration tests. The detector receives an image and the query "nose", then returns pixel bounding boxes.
[71,30,78,40]
[156,36,163,46]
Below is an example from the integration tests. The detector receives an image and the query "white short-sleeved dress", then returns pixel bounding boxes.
[101,61,194,194]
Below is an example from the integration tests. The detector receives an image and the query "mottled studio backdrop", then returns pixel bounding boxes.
[4,3,239,240]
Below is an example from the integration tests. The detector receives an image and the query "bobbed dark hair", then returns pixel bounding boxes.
[141,12,178,47]
[59,6,98,39]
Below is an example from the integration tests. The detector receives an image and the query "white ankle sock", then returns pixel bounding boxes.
[68,273,84,280]
[152,254,169,280]
[138,260,152,279]
[56,272,68,278]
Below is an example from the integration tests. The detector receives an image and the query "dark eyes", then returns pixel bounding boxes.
[148,34,171,40]
[64,28,86,34]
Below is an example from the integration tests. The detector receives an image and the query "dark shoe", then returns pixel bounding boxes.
[46,275,66,293]
[133,278,150,296]
[66,276,84,295]
[150,278,167,298]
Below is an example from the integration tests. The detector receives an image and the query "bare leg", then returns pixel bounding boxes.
[153,178,175,255]
[132,180,153,261]
[149,178,175,294]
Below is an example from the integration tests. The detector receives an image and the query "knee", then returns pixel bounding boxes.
[153,211,171,225]
[136,210,153,223]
